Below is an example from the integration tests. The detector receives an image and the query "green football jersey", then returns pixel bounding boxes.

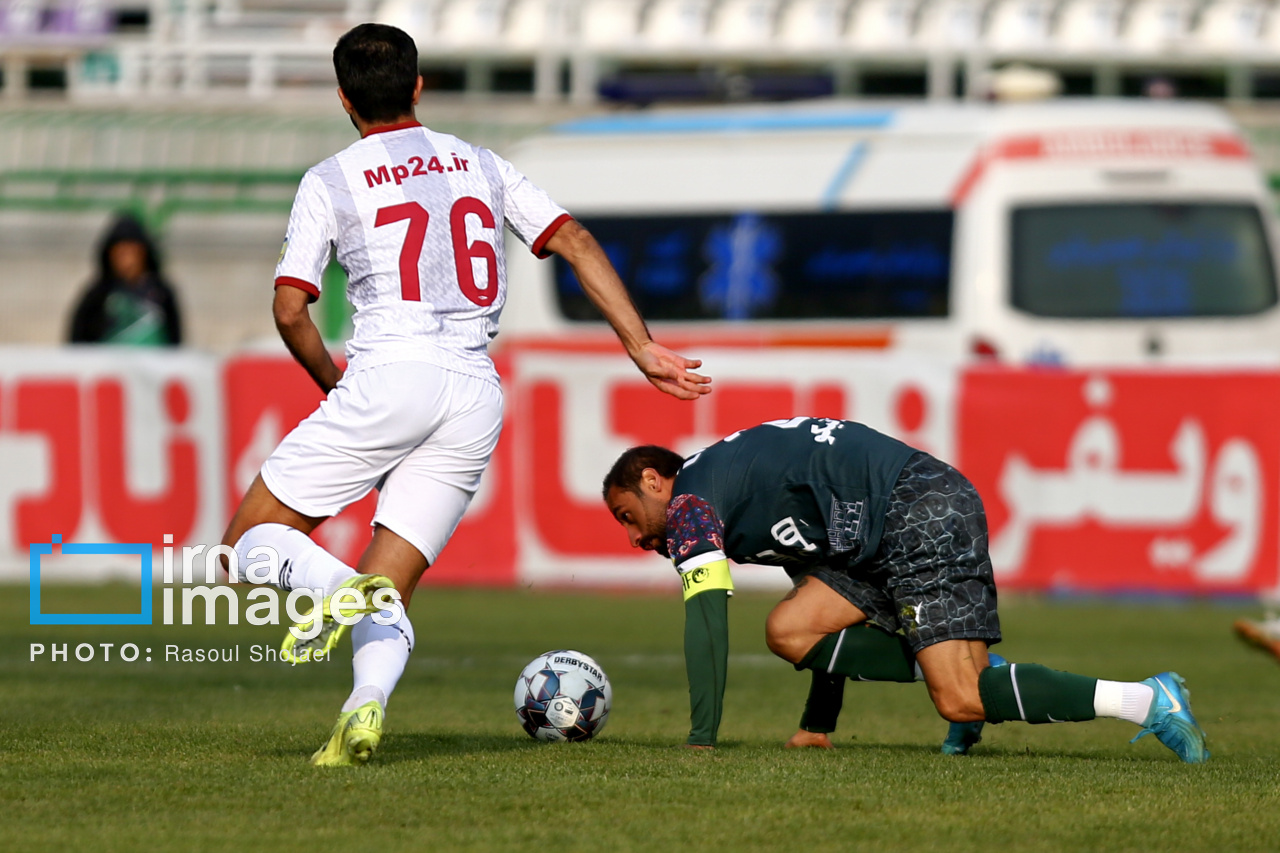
[666,417,918,747]
[668,417,918,573]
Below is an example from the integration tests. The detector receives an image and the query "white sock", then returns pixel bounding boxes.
[232,522,357,594]
[1093,680,1155,725]
[341,612,415,712]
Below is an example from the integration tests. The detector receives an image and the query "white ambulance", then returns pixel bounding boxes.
[502,99,1280,365]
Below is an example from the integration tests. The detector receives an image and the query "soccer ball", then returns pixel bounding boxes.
[514,649,612,742]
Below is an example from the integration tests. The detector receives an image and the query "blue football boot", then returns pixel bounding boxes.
[1130,671,1209,764]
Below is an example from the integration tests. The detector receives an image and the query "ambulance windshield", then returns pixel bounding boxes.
[1011,203,1278,318]
[553,209,954,322]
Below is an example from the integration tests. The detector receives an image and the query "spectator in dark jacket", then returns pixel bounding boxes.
[68,212,183,345]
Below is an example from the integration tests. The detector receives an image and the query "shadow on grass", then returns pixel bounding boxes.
[380,732,537,762]
[248,731,1171,768]
[775,739,1154,763]
[256,732,537,764]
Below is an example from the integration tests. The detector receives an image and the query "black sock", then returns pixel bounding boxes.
[799,670,846,733]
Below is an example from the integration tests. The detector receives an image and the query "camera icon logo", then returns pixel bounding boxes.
[29,535,153,626]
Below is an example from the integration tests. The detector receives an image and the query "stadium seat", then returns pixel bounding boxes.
[375,0,444,45]
[206,1,352,35]
[1122,0,1196,53]
[1053,0,1125,52]
[1258,3,1280,55]
[642,0,715,47]
[1193,0,1268,54]
[0,0,41,36]
[844,0,920,49]
[504,0,575,49]
[709,0,784,49]
[577,0,645,47]
[0,0,107,38]
[984,0,1055,51]
[915,0,984,51]
[777,0,852,48]
[48,0,110,36]
[436,0,512,48]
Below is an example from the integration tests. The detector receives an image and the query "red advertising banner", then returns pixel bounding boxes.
[0,349,225,573]
[959,367,1280,594]
[5,346,1279,598]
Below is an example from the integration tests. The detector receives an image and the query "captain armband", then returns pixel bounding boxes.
[676,552,734,602]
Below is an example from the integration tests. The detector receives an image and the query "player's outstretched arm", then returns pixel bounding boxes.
[273,285,343,394]
[544,220,711,401]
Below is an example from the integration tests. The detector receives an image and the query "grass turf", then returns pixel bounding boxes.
[2,584,1278,852]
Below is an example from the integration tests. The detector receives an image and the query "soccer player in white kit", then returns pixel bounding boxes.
[221,23,711,766]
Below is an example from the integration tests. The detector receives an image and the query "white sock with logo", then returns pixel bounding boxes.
[342,612,415,712]
[232,522,357,594]
[1093,680,1156,725]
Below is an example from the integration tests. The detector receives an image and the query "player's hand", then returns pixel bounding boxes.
[784,730,834,749]
[634,341,712,401]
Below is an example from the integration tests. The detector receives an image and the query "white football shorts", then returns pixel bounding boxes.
[260,360,503,564]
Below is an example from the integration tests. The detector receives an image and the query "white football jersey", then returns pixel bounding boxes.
[275,121,570,381]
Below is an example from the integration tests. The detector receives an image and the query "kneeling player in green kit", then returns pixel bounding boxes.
[602,417,1208,762]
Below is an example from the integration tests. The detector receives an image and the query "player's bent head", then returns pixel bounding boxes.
[602,445,684,499]
[334,23,419,124]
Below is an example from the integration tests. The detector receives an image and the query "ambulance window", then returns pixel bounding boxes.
[1011,203,1278,318]
[553,210,953,322]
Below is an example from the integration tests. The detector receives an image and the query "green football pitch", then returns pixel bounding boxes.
[3,584,1278,852]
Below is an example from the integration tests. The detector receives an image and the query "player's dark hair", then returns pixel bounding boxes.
[333,23,419,124]
[602,445,685,499]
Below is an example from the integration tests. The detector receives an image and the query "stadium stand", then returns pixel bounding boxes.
[5,0,1280,103]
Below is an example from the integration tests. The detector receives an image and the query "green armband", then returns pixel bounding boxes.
[680,558,733,602]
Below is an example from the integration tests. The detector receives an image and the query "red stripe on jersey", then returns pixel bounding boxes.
[275,276,320,302]
[532,213,573,259]
[362,120,423,138]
